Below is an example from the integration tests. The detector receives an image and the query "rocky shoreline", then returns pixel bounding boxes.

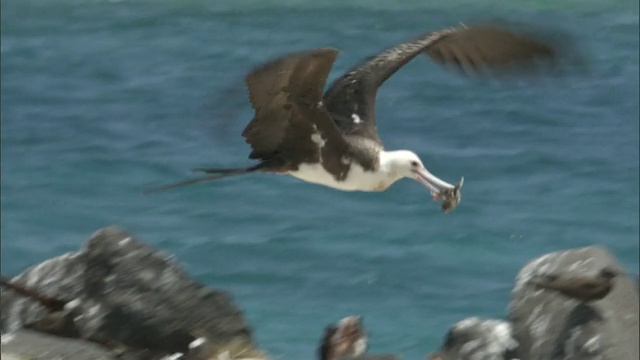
[1,226,638,360]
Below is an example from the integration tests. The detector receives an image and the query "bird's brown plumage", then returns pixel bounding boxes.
[323,24,560,144]
[145,22,577,194]
[242,48,348,166]
[241,24,564,175]
[318,316,367,360]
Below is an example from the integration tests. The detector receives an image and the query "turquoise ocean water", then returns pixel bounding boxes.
[2,0,638,358]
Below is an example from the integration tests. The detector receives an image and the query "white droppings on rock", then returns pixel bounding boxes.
[1,333,14,345]
[526,305,544,326]
[450,318,519,359]
[488,321,518,354]
[189,336,207,349]
[64,298,82,311]
[565,327,583,358]
[162,353,183,360]
[90,228,107,240]
[454,317,482,331]
[531,313,552,352]
[583,335,601,353]
[567,258,594,271]
[351,113,362,124]
[138,269,157,283]
[459,338,482,354]
[513,253,553,293]
[5,298,27,333]
[311,133,326,148]
[87,303,101,317]
[532,313,551,335]
[537,263,552,276]
[119,237,132,246]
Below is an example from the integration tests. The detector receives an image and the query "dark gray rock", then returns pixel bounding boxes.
[179,335,267,360]
[1,329,115,360]
[1,226,266,359]
[508,246,639,360]
[427,317,519,360]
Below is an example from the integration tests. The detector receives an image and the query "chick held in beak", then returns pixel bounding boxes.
[413,166,464,213]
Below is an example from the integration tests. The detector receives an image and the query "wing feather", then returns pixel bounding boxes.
[242,48,344,162]
[324,24,567,143]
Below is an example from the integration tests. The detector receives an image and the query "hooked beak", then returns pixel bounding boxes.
[413,166,455,200]
[414,167,464,212]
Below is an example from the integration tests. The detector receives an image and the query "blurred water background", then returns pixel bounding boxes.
[2,0,638,358]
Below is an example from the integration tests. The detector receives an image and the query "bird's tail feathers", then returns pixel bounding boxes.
[190,167,251,174]
[143,164,264,195]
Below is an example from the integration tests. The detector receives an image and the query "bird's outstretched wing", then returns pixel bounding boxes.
[242,48,349,167]
[323,24,562,144]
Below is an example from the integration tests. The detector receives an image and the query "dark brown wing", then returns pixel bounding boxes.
[425,26,555,71]
[241,48,349,166]
[323,24,562,144]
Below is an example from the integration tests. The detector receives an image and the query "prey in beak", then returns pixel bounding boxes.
[413,167,464,213]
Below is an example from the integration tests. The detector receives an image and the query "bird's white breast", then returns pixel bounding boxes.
[289,162,395,192]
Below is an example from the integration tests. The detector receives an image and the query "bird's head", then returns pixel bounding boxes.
[383,150,458,203]
[600,267,621,280]
[318,315,367,360]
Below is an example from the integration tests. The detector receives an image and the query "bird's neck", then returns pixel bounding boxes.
[377,150,405,180]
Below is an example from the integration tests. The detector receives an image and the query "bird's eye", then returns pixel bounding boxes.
[410,161,419,167]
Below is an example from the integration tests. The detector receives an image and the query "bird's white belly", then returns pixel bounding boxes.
[289,162,393,192]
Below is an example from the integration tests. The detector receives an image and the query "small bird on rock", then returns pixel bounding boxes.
[0,274,67,311]
[529,267,621,303]
[318,315,398,360]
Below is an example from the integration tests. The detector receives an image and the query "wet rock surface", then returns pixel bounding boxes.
[1,226,266,360]
[1,329,116,360]
[2,230,637,360]
[509,246,639,360]
[429,246,639,360]
[428,318,519,360]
